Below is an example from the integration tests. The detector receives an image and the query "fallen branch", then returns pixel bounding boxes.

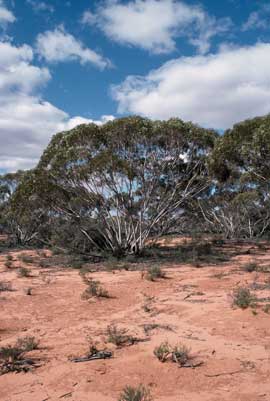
[70,351,113,363]
[179,335,206,342]
[181,361,204,368]
[0,358,41,375]
[205,370,243,377]
[59,392,73,399]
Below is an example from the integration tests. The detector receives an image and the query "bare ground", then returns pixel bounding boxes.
[1,242,270,401]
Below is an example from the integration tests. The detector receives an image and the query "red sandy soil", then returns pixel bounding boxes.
[1,243,270,401]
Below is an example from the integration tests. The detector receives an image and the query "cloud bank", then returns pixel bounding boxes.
[0,0,15,26]
[83,0,231,55]
[112,42,270,130]
[0,41,113,172]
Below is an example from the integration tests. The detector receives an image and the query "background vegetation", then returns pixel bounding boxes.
[1,114,270,259]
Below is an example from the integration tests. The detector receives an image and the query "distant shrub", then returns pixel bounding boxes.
[263,304,270,314]
[257,265,270,273]
[17,267,31,278]
[37,250,47,258]
[0,336,39,374]
[4,260,12,269]
[81,279,109,299]
[0,281,12,292]
[24,287,32,296]
[6,255,13,261]
[242,261,258,272]
[142,294,155,313]
[106,325,134,347]
[16,336,39,352]
[118,385,152,401]
[232,287,256,309]
[18,254,35,264]
[146,266,166,281]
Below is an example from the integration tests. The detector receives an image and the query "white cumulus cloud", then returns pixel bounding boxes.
[112,42,270,129]
[0,0,15,26]
[82,0,231,54]
[36,26,111,69]
[0,41,114,172]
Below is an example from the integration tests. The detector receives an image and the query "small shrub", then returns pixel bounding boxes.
[257,265,270,273]
[0,336,39,375]
[41,275,52,284]
[171,343,191,366]
[4,260,12,269]
[0,281,12,292]
[242,261,258,273]
[146,266,166,281]
[18,254,35,264]
[142,295,155,313]
[37,250,47,258]
[82,279,109,299]
[106,325,133,347]
[86,338,99,356]
[232,287,256,309]
[39,259,48,268]
[16,336,39,352]
[17,267,31,278]
[0,345,23,363]
[153,341,171,362]
[118,385,152,401]
[154,341,193,366]
[263,304,270,314]
[24,287,32,296]
[6,255,13,261]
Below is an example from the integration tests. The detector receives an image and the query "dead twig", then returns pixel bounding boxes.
[205,370,243,377]
[59,392,73,399]
[181,361,204,368]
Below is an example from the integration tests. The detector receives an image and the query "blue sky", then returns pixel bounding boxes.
[1,0,270,172]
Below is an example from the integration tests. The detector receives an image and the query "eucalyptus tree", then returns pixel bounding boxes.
[32,116,217,256]
[1,171,48,245]
[198,190,270,239]
[205,114,270,239]
[0,171,25,236]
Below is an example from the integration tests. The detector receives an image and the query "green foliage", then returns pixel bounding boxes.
[263,304,270,314]
[171,344,191,366]
[106,325,133,347]
[232,287,256,309]
[242,261,258,272]
[81,279,109,299]
[154,341,192,366]
[25,116,216,257]
[4,114,270,256]
[17,267,31,278]
[19,254,35,264]
[0,336,39,375]
[118,385,152,401]
[145,265,166,281]
[153,341,171,362]
[4,260,12,269]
